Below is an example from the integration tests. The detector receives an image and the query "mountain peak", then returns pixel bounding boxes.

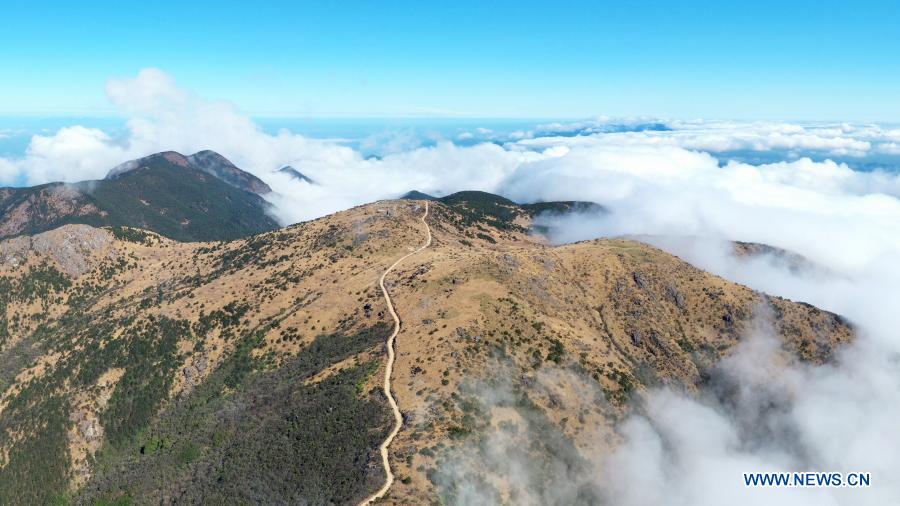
[276,165,315,184]
[185,150,272,194]
[106,150,272,195]
[0,151,279,242]
[400,190,436,200]
[106,151,191,179]
[188,149,228,161]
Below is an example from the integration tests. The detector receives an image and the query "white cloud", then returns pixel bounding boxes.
[0,69,542,221]
[518,118,900,159]
[105,68,189,115]
[879,142,900,155]
[0,68,358,190]
[522,148,900,504]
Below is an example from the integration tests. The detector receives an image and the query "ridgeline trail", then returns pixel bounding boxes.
[359,201,432,505]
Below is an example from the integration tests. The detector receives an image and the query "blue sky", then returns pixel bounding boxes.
[1,0,898,120]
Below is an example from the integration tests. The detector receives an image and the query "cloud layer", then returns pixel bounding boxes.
[3,68,900,224]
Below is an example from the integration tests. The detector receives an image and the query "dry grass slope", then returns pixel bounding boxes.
[0,196,853,505]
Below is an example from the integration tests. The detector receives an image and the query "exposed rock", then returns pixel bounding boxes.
[0,224,116,277]
[649,331,670,355]
[630,329,643,346]
[632,271,648,289]
[66,368,124,490]
[0,236,30,268]
[666,284,686,309]
[181,355,210,396]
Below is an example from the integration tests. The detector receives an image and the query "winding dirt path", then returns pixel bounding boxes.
[359,201,431,506]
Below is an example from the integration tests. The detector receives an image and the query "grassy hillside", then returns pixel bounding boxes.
[403,190,606,240]
[0,197,854,504]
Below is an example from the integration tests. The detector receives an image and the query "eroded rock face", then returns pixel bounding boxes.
[178,354,210,397]
[0,236,31,268]
[0,224,117,277]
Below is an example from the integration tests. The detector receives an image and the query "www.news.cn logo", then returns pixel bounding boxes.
[744,472,871,488]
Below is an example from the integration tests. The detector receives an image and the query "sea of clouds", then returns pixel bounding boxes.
[3,68,900,504]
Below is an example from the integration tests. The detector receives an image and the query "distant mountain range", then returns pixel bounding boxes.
[0,151,279,242]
